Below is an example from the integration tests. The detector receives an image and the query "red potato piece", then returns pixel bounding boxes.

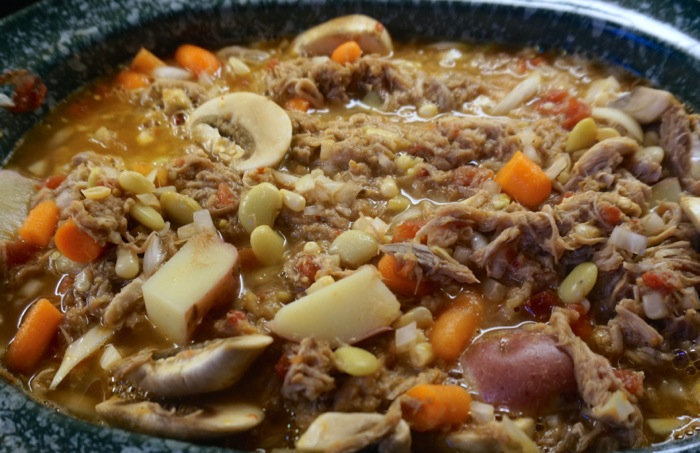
[460,329,576,413]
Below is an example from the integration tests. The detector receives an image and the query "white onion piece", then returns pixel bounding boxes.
[680,196,700,234]
[482,278,507,303]
[142,234,165,276]
[591,107,643,142]
[152,65,192,80]
[193,209,216,234]
[470,401,495,423]
[482,179,501,195]
[643,291,670,320]
[492,71,542,116]
[99,344,123,371]
[50,325,113,389]
[395,321,417,352]
[640,212,665,236]
[0,93,15,108]
[502,416,539,453]
[544,154,571,180]
[470,232,488,251]
[609,226,648,254]
[55,190,74,210]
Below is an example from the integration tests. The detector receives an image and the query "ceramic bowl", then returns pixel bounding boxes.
[1,1,700,451]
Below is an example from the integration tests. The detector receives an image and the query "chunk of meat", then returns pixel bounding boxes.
[380,242,478,284]
[461,329,577,413]
[282,337,336,401]
[564,137,638,191]
[660,106,700,194]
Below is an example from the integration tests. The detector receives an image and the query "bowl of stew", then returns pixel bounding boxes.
[2,0,700,452]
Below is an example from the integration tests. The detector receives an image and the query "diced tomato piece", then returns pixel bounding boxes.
[641,270,677,293]
[274,353,291,379]
[216,183,237,208]
[392,219,425,243]
[600,205,622,226]
[44,174,67,189]
[613,369,644,396]
[562,97,592,130]
[568,304,593,340]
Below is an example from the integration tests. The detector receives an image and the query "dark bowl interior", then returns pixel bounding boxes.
[1,0,700,451]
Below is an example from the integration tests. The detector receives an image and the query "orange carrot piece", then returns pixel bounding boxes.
[130,47,166,74]
[54,219,104,263]
[494,150,551,209]
[115,69,150,90]
[5,298,63,374]
[392,219,426,243]
[331,41,362,64]
[377,254,431,297]
[403,384,472,431]
[175,44,221,76]
[284,97,311,112]
[429,292,483,361]
[18,200,60,248]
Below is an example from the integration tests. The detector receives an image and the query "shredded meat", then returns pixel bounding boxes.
[282,338,336,401]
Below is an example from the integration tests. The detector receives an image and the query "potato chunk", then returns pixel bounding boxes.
[270,265,401,347]
[143,233,238,344]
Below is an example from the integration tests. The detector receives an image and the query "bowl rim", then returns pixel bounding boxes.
[1,1,700,452]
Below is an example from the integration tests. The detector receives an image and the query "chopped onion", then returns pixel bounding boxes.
[142,234,165,276]
[99,344,123,371]
[591,107,643,142]
[0,92,14,108]
[152,65,192,80]
[395,321,418,352]
[544,154,571,181]
[609,226,648,254]
[680,196,700,234]
[482,179,501,195]
[470,400,495,423]
[193,209,216,234]
[640,212,665,236]
[502,416,539,453]
[50,325,113,389]
[482,278,507,303]
[642,291,670,320]
[470,232,488,251]
[492,71,541,116]
[55,190,74,210]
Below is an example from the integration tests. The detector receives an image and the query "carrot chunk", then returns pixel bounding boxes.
[130,47,166,74]
[116,69,150,90]
[5,298,63,374]
[429,292,483,361]
[284,97,311,112]
[377,254,431,297]
[18,200,60,247]
[331,41,362,64]
[402,384,472,431]
[54,218,104,263]
[494,151,551,209]
[392,219,425,243]
[175,44,221,76]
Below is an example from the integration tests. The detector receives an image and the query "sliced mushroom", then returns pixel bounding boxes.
[114,335,273,398]
[296,407,410,453]
[95,397,264,440]
[186,92,292,172]
[609,86,675,124]
[291,15,393,57]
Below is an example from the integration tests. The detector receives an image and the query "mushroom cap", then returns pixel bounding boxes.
[95,397,264,440]
[187,92,292,172]
[291,14,393,57]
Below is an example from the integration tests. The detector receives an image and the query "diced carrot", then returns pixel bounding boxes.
[130,47,166,74]
[115,69,149,90]
[18,200,60,248]
[613,369,644,396]
[377,254,431,297]
[402,384,472,431]
[392,219,425,243]
[494,151,551,210]
[175,44,221,76]
[44,174,66,190]
[54,218,104,263]
[5,298,63,374]
[284,97,311,112]
[429,292,483,361]
[331,41,362,64]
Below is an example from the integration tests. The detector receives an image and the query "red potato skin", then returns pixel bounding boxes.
[460,329,576,413]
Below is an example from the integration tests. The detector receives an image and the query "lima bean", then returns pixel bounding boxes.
[330,230,379,267]
[239,183,283,233]
[333,346,380,376]
[558,262,598,304]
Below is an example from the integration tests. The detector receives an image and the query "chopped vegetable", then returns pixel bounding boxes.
[377,254,432,296]
[50,325,113,390]
[392,219,425,243]
[130,48,166,74]
[402,384,472,431]
[608,225,648,254]
[331,41,363,64]
[54,218,104,263]
[142,232,238,344]
[115,69,150,90]
[0,170,37,241]
[591,107,643,142]
[18,200,59,247]
[175,44,221,76]
[494,151,552,209]
[566,117,597,152]
[492,71,541,116]
[269,265,401,347]
[429,292,483,361]
[557,262,598,304]
[5,298,62,374]
[284,97,311,112]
